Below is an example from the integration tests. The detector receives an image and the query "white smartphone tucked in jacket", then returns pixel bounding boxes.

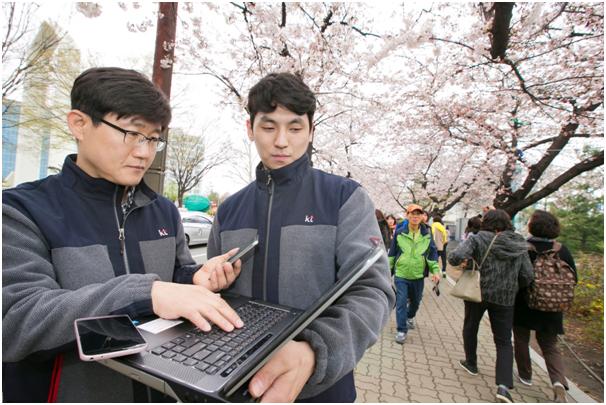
[74,315,148,361]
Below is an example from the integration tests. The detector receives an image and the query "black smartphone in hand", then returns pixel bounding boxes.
[228,238,259,265]
[432,282,440,297]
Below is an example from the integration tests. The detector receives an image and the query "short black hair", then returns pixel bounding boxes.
[71,67,171,130]
[481,209,513,232]
[465,216,482,234]
[247,72,316,127]
[433,215,443,224]
[528,210,560,239]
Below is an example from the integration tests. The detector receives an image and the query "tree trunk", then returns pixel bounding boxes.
[145,2,178,195]
[489,3,514,60]
[581,234,588,252]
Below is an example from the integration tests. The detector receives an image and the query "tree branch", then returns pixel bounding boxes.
[523,133,595,151]
[504,151,604,215]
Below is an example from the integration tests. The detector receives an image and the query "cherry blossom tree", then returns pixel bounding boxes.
[484,2,603,216]
[359,2,603,216]
[72,3,604,218]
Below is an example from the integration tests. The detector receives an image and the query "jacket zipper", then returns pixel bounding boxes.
[399,231,425,276]
[262,173,274,301]
[113,187,131,274]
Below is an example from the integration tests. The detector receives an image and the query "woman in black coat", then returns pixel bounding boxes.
[513,210,577,403]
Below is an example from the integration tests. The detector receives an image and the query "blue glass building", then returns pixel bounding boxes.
[2,100,21,182]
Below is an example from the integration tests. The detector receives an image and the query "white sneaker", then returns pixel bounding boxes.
[553,382,567,403]
[395,332,406,344]
[407,318,416,330]
[515,371,532,386]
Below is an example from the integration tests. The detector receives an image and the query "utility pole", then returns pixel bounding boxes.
[144,2,178,194]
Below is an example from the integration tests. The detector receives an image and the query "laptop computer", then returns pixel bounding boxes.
[99,240,384,402]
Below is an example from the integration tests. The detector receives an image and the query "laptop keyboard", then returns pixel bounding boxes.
[149,302,289,376]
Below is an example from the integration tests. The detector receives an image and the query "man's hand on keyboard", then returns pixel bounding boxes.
[248,340,315,402]
[193,248,242,292]
[151,281,244,332]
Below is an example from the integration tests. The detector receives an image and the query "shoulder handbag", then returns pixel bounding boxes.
[450,234,498,302]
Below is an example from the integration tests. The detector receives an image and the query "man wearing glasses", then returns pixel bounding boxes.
[388,204,441,344]
[2,67,244,402]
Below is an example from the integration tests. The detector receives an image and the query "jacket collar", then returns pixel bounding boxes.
[255,154,310,188]
[398,222,431,238]
[528,236,553,243]
[59,154,156,203]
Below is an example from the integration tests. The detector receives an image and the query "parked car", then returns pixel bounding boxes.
[180,211,213,246]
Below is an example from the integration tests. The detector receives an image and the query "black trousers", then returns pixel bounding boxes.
[463,301,514,388]
[437,249,447,273]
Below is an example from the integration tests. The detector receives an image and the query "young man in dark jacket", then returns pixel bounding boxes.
[2,67,244,402]
[207,72,395,402]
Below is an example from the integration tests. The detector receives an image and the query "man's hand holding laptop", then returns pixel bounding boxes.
[152,245,316,402]
[249,340,315,402]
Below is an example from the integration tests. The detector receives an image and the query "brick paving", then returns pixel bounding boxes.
[354,274,584,403]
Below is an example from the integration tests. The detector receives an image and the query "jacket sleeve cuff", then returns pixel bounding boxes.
[296,328,328,386]
[173,264,203,284]
[111,274,160,318]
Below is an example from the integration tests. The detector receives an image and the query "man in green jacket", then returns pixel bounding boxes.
[388,204,441,344]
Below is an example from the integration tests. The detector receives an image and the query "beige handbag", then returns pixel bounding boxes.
[450,235,498,302]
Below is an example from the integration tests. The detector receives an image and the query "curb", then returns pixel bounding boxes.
[444,274,597,403]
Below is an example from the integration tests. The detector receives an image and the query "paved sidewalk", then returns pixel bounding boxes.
[354,276,593,403]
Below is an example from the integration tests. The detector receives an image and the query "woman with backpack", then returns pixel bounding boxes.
[448,210,534,403]
[513,210,577,403]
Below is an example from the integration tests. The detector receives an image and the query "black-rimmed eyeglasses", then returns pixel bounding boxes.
[99,118,167,152]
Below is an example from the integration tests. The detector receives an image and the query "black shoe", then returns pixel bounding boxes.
[459,360,478,375]
[496,386,513,403]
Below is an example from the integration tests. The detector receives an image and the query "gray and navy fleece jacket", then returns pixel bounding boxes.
[207,154,395,401]
[2,154,198,402]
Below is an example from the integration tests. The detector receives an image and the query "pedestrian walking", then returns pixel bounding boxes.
[386,214,397,239]
[513,210,577,403]
[376,209,392,248]
[431,215,449,278]
[448,209,534,403]
[388,204,441,344]
[463,216,482,241]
